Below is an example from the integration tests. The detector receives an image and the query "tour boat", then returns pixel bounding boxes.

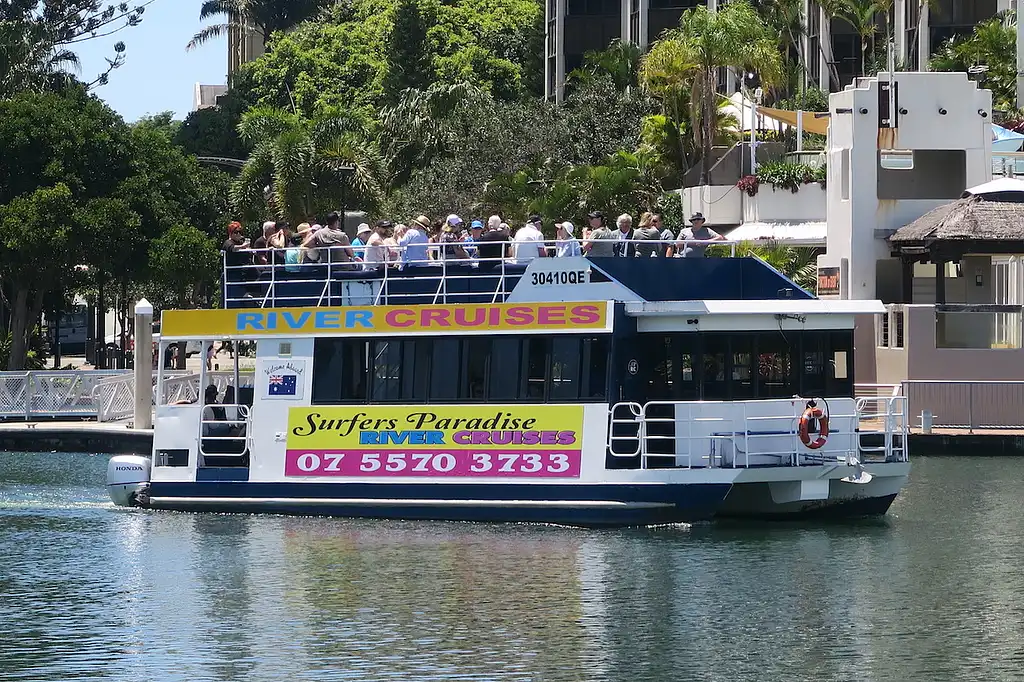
[107,246,910,526]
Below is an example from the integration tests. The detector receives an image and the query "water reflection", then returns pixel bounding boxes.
[5,453,1024,680]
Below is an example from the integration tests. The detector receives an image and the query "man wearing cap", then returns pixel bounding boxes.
[400,215,431,266]
[676,212,724,258]
[351,223,372,261]
[555,221,582,258]
[513,214,546,264]
[440,214,470,260]
[463,220,484,261]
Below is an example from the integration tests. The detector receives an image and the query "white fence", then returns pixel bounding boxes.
[0,371,254,422]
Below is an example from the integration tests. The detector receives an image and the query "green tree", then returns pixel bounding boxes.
[567,39,643,92]
[186,0,327,51]
[0,0,148,97]
[382,0,435,99]
[663,1,783,185]
[931,12,1017,109]
[234,107,386,223]
[147,225,222,310]
[823,0,888,77]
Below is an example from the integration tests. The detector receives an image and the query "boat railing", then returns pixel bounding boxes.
[222,239,744,308]
[608,396,909,469]
[199,403,251,462]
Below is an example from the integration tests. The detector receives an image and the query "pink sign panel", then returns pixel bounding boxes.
[284,449,582,478]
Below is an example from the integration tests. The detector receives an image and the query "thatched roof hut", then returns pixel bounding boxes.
[890,178,1024,255]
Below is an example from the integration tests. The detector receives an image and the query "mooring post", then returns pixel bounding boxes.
[134,299,154,430]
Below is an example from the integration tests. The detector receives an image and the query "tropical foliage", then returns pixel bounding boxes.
[186,0,327,51]
[931,12,1017,110]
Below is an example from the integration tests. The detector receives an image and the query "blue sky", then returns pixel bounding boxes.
[74,0,224,122]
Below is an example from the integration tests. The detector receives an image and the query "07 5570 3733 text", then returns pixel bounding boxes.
[283,449,582,478]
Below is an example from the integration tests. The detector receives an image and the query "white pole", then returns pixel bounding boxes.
[133,299,153,430]
[796,109,804,153]
[750,96,758,176]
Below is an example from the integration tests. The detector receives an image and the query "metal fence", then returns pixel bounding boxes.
[902,380,1024,431]
[0,370,254,422]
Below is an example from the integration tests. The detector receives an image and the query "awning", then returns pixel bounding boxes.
[757,107,830,136]
[726,221,827,247]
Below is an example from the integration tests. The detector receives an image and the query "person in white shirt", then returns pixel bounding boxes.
[513,215,546,264]
[555,221,582,257]
[363,220,390,270]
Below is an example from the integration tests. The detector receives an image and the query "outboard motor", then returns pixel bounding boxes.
[107,455,151,507]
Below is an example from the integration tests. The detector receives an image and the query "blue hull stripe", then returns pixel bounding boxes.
[147,481,732,527]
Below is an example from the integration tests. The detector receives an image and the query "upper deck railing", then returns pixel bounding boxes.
[222,239,745,309]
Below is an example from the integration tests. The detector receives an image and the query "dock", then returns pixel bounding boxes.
[0,421,153,455]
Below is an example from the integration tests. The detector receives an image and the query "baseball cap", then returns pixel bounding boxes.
[587,210,603,220]
[470,220,484,229]
[528,214,542,225]
[446,214,463,226]
[557,221,575,236]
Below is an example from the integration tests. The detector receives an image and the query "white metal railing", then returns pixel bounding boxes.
[199,403,251,462]
[223,239,744,308]
[0,370,255,422]
[608,396,908,469]
[0,370,125,420]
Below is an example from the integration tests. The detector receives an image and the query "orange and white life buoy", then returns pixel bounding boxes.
[798,407,829,450]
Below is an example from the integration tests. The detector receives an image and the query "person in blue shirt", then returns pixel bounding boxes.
[400,215,431,266]
[351,223,371,261]
[463,220,484,260]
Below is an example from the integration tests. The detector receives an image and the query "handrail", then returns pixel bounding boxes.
[222,238,745,308]
[606,396,909,470]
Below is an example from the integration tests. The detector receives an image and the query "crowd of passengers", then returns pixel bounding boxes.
[222,209,726,274]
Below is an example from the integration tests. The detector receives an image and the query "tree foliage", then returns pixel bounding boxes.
[931,12,1017,110]
[0,88,229,369]
[0,0,149,97]
[187,0,327,51]
[231,0,543,120]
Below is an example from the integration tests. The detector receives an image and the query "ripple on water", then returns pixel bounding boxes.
[3,453,1024,681]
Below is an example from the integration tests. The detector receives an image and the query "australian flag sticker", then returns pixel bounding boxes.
[268,374,297,396]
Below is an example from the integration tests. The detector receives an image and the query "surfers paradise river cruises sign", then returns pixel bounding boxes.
[161,302,612,339]
[284,405,585,479]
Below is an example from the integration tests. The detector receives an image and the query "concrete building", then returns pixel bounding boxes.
[192,83,228,112]
[544,0,1012,102]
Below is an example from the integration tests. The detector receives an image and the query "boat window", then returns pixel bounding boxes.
[756,333,793,398]
[463,337,489,400]
[312,338,367,403]
[828,330,855,397]
[429,338,460,401]
[731,336,754,400]
[550,337,581,400]
[701,334,728,400]
[581,336,609,399]
[488,337,521,400]
[312,334,612,405]
[371,340,402,401]
[800,332,828,396]
[523,337,547,400]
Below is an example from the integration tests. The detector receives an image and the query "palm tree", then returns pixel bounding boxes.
[823,0,888,76]
[568,39,644,92]
[640,38,697,178]
[233,107,387,223]
[186,0,325,51]
[649,1,784,185]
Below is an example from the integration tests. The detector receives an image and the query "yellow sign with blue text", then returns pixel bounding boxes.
[161,301,611,338]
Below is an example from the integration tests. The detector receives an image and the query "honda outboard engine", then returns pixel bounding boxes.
[107,455,151,507]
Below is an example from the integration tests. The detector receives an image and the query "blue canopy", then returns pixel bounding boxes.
[992,123,1024,152]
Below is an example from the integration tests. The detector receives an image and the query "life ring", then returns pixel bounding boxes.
[798,407,829,450]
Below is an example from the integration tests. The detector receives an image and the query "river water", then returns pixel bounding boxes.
[2,453,1023,682]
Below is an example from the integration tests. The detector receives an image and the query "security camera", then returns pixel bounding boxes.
[979,109,989,118]
[859,107,868,114]
[938,107,947,115]
[899,107,908,115]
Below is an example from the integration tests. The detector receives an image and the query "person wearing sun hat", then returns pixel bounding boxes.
[555,220,582,258]
[676,211,724,258]
[400,215,431,266]
[351,223,372,261]
[440,214,469,260]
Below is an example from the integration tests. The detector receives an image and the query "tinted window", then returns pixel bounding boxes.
[488,337,521,400]
[550,337,581,400]
[312,338,366,403]
[523,338,547,400]
[463,338,489,400]
[371,340,401,401]
[430,338,460,401]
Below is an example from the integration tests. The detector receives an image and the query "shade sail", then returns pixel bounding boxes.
[726,221,827,246]
[757,107,831,136]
